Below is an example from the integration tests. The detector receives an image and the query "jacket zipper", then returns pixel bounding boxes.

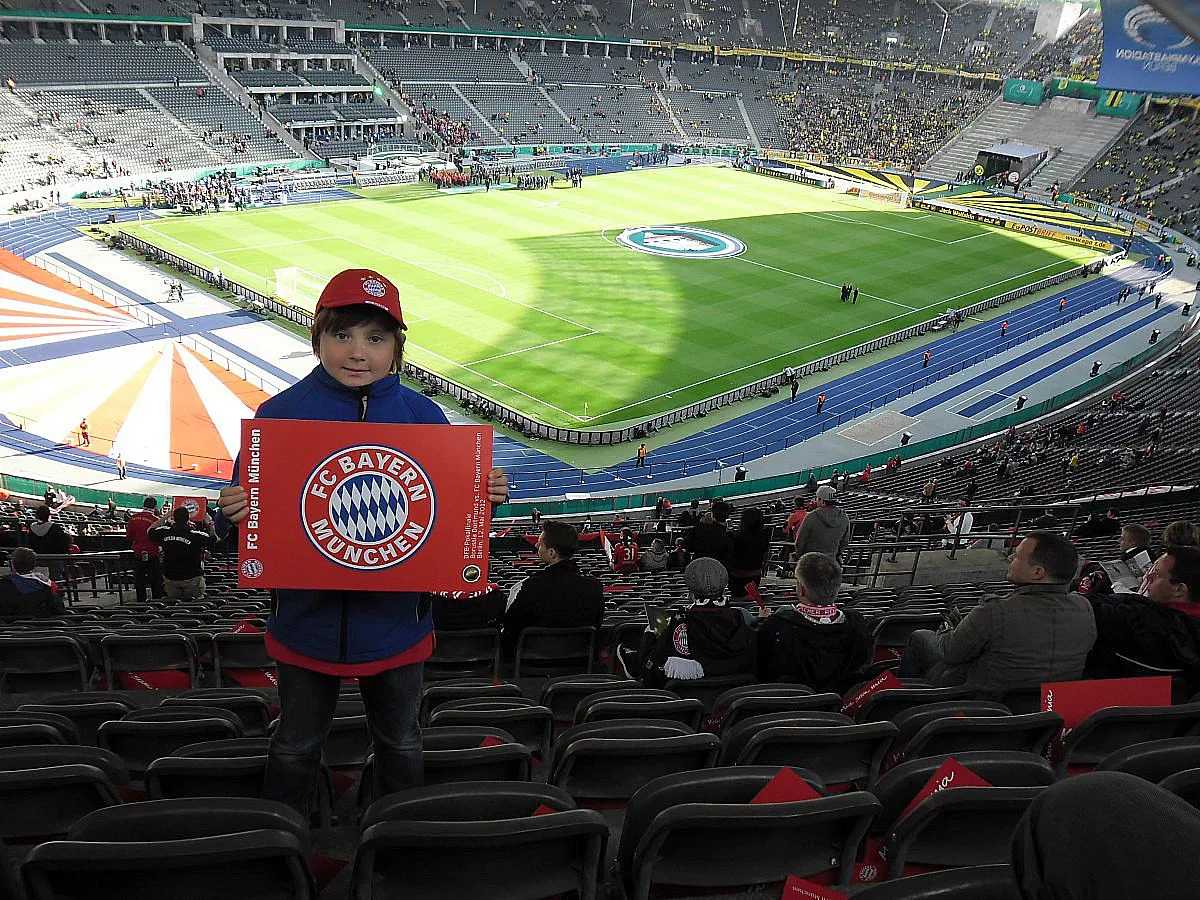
[340,388,370,663]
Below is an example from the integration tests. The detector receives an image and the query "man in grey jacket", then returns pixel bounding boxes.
[900,530,1096,697]
[794,485,851,561]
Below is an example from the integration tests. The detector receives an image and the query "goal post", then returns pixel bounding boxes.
[856,185,912,208]
[273,266,328,314]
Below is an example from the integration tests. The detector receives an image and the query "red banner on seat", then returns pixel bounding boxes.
[782,875,848,899]
[841,671,903,715]
[750,767,822,804]
[895,757,992,824]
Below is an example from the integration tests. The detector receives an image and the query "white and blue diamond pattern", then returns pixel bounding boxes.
[329,473,408,544]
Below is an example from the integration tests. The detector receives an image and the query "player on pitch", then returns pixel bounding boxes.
[217,268,509,816]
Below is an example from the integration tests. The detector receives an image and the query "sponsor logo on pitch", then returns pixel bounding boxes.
[617,225,746,259]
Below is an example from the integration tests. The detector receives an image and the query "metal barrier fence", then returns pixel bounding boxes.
[116,230,1096,446]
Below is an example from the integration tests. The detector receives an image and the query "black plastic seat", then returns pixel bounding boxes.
[428,700,554,760]
[0,635,92,694]
[212,632,275,686]
[100,634,199,690]
[618,767,878,899]
[1095,736,1200,783]
[891,701,1013,750]
[0,723,68,748]
[352,782,607,899]
[1159,767,1200,810]
[901,712,1063,761]
[855,864,1020,898]
[0,711,79,745]
[717,692,844,734]
[21,798,313,900]
[851,686,975,723]
[97,717,242,775]
[513,626,597,678]
[580,698,704,731]
[540,675,639,724]
[426,628,501,680]
[663,673,757,712]
[18,699,137,747]
[421,726,532,785]
[549,721,719,802]
[1056,702,1200,776]
[0,745,128,842]
[720,713,898,788]
[869,751,1055,878]
[419,680,524,727]
[164,690,273,737]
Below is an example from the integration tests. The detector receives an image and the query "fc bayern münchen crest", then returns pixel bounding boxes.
[362,277,388,298]
[301,444,436,571]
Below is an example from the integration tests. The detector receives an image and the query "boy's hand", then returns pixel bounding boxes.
[217,485,250,524]
[487,467,509,505]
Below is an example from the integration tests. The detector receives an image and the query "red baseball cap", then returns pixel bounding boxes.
[315,268,406,329]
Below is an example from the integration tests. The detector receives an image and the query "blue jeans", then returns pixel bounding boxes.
[263,661,424,817]
[898,629,944,678]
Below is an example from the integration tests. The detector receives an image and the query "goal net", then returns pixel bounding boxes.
[856,185,911,208]
[273,266,328,314]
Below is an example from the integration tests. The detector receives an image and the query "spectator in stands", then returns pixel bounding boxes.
[756,552,872,691]
[125,497,164,603]
[1088,547,1200,679]
[1164,520,1200,550]
[783,496,808,541]
[667,538,690,569]
[640,537,669,573]
[502,520,605,654]
[794,485,850,562]
[622,557,755,687]
[612,528,640,573]
[729,506,770,598]
[899,531,1096,697]
[1074,508,1122,538]
[1013,772,1200,900]
[216,268,510,817]
[25,504,70,585]
[677,499,702,527]
[0,547,65,620]
[1109,523,1159,590]
[943,500,975,548]
[147,506,216,600]
[1031,508,1061,530]
[431,584,506,631]
[685,510,733,566]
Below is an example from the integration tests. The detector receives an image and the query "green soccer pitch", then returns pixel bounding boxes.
[119,166,1100,428]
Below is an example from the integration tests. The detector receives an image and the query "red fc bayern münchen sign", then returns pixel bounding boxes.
[237,419,493,591]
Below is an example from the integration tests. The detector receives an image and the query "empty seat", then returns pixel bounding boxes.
[719,712,897,788]
[419,680,524,727]
[891,701,1013,750]
[100,634,198,690]
[618,767,879,899]
[0,635,91,694]
[579,697,704,731]
[21,798,314,900]
[854,864,1021,898]
[212,633,275,687]
[1159,767,1200,809]
[0,723,67,748]
[540,675,639,723]
[352,782,607,899]
[421,726,533,785]
[1095,736,1200,783]
[716,690,844,733]
[870,751,1056,878]
[549,721,719,802]
[513,627,597,678]
[1056,702,1200,776]
[852,686,974,723]
[428,700,554,760]
[18,698,135,746]
[663,673,756,711]
[98,717,242,775]
[0,745,128,841]
[164,690,273,738]
[426,629,501,680]
[0,711,78,744]
[900,712,1063,761]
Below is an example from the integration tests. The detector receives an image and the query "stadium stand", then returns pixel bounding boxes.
[1021,12,1104,82]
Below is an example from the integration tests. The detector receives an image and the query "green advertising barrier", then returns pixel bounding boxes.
[1,474,162,510]
[1003,78,1045,105]
[1048,78,1103,101]
[1097,89,1143,118]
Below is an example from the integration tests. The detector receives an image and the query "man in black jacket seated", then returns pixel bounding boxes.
[756,551,872,691]
[0,548,65,620]
[502,521,605,655]
[1087,546,1200,679]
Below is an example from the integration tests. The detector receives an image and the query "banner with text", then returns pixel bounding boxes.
[1098,0,1200,95]
[1003,78,1046,105]
[237,419,492,591]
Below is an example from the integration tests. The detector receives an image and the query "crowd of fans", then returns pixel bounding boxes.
[1020,12,1103,82]
[1073,105,1200,241]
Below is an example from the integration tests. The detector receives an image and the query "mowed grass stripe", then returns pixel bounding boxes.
[122,167,1098,427]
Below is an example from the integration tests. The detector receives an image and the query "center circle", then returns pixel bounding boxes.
[616,225,746,259]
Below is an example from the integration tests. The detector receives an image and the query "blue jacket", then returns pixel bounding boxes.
[248,364,449,665]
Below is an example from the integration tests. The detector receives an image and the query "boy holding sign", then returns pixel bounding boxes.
[217,269,509,815]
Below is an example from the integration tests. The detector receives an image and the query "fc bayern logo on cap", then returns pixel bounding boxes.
[301,444,436,571]
[362,278,388,298]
